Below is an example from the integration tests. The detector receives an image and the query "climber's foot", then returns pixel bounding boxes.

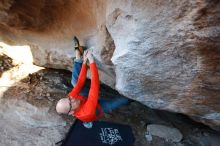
[73,36,84,55]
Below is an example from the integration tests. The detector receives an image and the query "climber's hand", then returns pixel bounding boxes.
[83,50,88,64]
[86,50,94,63]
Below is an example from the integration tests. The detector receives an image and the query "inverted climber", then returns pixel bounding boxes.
[56,36,130,128]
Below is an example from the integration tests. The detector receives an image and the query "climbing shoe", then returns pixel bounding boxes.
[73,36,84,55]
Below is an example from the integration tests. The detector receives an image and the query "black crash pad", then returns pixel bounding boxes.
[61,120,135,146]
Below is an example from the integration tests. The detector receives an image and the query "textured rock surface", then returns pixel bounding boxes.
[0,57,69,146]
[0,0,220,129]
[0,100,66,146]
[147,124,183,142]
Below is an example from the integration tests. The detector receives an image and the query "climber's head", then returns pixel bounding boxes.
[56,97,80,115]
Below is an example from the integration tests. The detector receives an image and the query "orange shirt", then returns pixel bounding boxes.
[68,63,102,122]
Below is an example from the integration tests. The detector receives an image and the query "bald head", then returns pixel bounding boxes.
[56,97,80,115]
[56,98,70,114]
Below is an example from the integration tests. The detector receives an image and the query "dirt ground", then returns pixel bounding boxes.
[0,53,220,146]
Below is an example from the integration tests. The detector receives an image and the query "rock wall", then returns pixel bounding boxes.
[0,0,220,129]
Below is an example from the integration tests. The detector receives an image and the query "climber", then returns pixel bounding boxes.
[56,36,130,128]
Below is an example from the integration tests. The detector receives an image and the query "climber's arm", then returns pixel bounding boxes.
[68,63,87,98]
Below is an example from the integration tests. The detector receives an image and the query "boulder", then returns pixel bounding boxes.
[0,0,220,129]
[0,99,67,146]
[147,124,183,142]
